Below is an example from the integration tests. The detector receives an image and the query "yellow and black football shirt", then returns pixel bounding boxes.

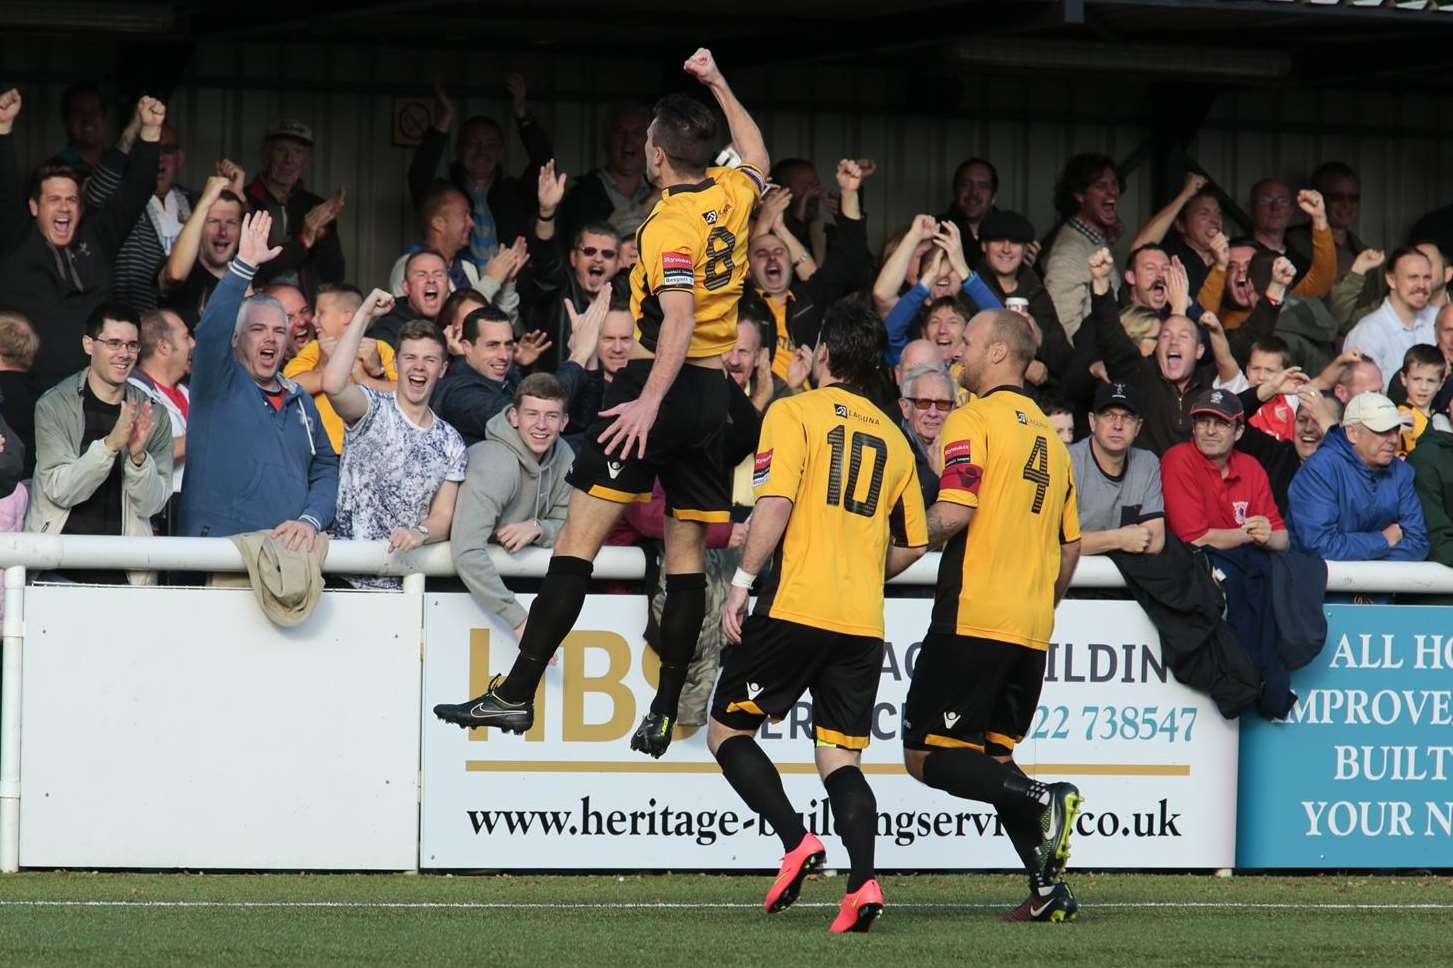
[751,385,928,638]
[932,385,1080,650]
[631,163,764,359]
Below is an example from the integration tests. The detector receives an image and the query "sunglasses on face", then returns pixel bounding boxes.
[577,246,617,259]
[1325,192,1361,204]
[907,397,953,412]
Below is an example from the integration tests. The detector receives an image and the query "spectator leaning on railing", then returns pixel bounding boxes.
[450,372,574,639]
[175,211,338,552]
[1288,391,1428,562]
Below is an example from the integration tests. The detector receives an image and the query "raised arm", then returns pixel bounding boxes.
[534,159,566,246]
[0,90,26,250]
[507,73,555,178]
[874,214,936,317]
[161,174,230,290]
[192,212,283,393]
[408,81,454,206]
[1086,247,1142,380]
[1129,172,1207,251]
[322,288,396,426]
[1290,190,1336,299]
[683,48,767,174]
[94,97,165,257]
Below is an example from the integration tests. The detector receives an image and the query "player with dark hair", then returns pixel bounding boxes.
[908,308,1086,922]
[434,48,770,759]
[714,299,927,933]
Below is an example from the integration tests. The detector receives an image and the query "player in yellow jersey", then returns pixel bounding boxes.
[434,48,768,758]
[713,301,927,933]
[902,308,1086,923]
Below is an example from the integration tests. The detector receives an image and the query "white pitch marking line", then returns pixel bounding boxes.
[0,900,1450,911]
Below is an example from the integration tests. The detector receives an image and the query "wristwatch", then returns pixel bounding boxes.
[793,252,810,267]
[413,524,431,539]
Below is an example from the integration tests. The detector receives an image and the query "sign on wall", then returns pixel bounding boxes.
[1237,605,1453,868]
[421,594,1238,870]
[20,586,422,870]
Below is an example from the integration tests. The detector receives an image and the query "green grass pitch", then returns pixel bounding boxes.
[1,871,1449,967]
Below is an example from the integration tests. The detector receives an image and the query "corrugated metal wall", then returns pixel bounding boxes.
[4,36,1450,289]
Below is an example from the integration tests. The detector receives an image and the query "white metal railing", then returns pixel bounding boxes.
[5,531,1453,873]
[8,532,1450,592]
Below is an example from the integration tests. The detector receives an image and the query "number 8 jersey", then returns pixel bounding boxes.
[630,164,764,359]
[751,385,928,638]
[932,386,1081,651]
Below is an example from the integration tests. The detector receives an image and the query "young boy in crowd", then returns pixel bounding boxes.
[1046,400,1075,444]
[1397,344,1446,458]
[1245,335,1298,442]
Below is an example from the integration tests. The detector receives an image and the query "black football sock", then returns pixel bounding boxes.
[714,734,806,851]
[496,556,592,704]
[824,765,877,893]
[650,572,706,718]
[997,808,1043,876]
[996,760,1050,883]
[921,749,1051,812]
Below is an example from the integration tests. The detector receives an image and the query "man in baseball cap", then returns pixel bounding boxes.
[1092,379,1140,418]
[1070,380,1166,556]
[264,119,314,146]
[244,116,345,294]
[977,208,1069,388]
[1160,386,1288,552]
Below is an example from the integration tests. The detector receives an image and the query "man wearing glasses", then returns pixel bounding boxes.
[522,157,625,373]
[27,301,173,584]
[897,362,955,507]
[1067,381,1165,557]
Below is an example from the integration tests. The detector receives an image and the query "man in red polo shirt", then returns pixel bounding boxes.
[1161,387,1289,552]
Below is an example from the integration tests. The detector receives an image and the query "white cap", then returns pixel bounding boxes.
[1342,392,1402,433]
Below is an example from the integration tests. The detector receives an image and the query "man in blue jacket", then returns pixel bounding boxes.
[176,211,337,550]
[1288,392,1428,561]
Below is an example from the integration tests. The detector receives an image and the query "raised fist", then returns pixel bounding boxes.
[1210,232,1231,268]
[683,48,723,86]
[1297,189,1327,227]
[215,159,246,196]
[362,288,395,318]
[910,213,938,240]
[1088,247,1115,283]
[1352,248,1385,276]
[1271,256,1296,287]
[0,89,20,132]
[136,96,166,130]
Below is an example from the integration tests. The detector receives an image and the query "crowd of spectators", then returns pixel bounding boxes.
[4,69,1453,720]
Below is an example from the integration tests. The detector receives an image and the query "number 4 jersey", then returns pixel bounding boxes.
[932,386,1080,650]
[630,164,764,359]
[751,385,928,638]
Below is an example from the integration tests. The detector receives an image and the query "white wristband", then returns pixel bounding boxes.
[731,567,757,590]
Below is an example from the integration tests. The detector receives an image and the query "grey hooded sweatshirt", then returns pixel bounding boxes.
[452,408,575,627]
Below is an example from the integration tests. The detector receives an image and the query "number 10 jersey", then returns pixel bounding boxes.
[932,385,1081,651]
[751,385,928,638]
[630,163,764,359]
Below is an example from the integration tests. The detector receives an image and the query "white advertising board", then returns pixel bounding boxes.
[20,586,421,869]
[421,593,1237,870]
